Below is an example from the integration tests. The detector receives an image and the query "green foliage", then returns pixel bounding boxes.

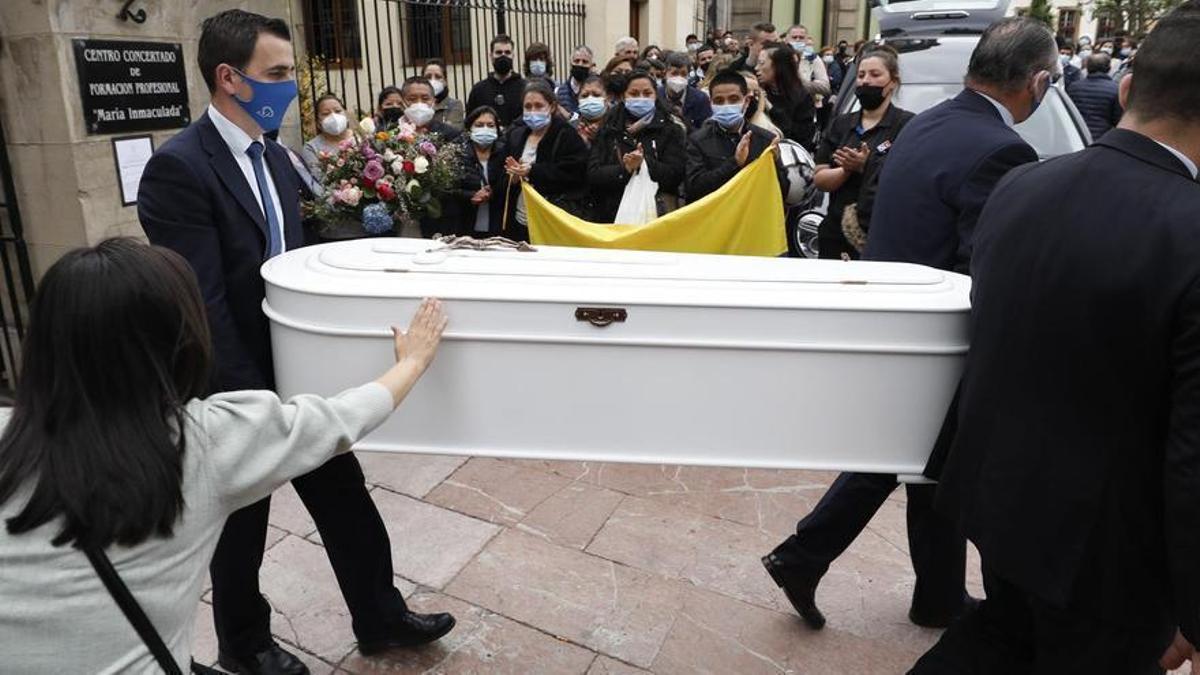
[1092,0,1186,37]
[1028,0,1055,27]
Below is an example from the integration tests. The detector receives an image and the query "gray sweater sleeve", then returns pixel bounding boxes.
[193,383,394,512]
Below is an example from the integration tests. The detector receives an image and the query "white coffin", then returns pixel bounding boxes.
[262,238,971,474]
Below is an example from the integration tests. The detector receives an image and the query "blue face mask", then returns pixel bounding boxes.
[232,68,297,132]
[530,60,547,77]
[625,96,655,118]
[578,96,607,120]
[712,103,745,129]
[470,126,498,146]
[523,110,552,130]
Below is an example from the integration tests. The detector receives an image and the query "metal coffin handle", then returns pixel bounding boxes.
[576,307,628,328]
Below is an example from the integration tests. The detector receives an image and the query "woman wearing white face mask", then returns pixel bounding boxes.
[301,93,356,180]
[423,59,465,130]
[456,106,508,237]
[523,42,557,90]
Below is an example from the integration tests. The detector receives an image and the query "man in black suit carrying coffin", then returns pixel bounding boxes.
[763,17,1053,631]
[138,10,455,674]
[912,3,1200,672]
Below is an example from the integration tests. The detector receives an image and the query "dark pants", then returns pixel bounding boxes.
[775,472,967,617]
[910,565,1174,674]
[210,452,408,657]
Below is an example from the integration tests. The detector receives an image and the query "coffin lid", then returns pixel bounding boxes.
[261,238,971,312]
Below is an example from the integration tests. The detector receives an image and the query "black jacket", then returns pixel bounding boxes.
[587,104,688,222]
[864,89,1039,273]
[684,119,781,202]
[765,86,817,151]
[454,137,509,237]
[417,121,465,237]
[936,129,1200,644]
[500,115,589,239]
[138,112,306,393]
[466,73,528,128]
[1067,72,1123,141]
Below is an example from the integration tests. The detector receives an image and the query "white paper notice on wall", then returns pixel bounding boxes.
[112,135,155,206]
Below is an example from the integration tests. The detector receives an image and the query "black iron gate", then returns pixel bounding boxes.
[0,117,35,398]
[300,0,587,133]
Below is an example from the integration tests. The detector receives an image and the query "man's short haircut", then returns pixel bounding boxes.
[789,24,809,34]
[1086,52,1112,73]
[686,34,699,41]
[697,44,716,56]
[709,69,749,94]
[752,22,776,35]
[401,75,433,97]
[572,44,595,60]
[198,9,291,92]
[1124,1,1200,123]
[490,34,513,52]
[966,17,1057,92]
[665,52,691,70]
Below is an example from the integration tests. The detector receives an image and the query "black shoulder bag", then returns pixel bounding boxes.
[85,546,217,675]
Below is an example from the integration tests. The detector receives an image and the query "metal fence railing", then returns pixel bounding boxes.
[299,0,587,133]
[0,117,35,399]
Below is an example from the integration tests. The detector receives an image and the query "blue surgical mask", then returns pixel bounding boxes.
[523,110,551,130]
[712,103,744,129]
[470,126,498,146]
[624,96,655,118]
[578,96,607,120]
[530,60,547,77]
[232,68,297,132]
[791,41,806,53]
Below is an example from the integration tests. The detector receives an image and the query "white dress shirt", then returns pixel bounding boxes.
[1154,140,1199,180]
[207,104,287,253]
[974,90,1016,128]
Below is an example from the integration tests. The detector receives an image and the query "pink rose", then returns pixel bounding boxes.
[362,159,385,182]
[419,141,437,156]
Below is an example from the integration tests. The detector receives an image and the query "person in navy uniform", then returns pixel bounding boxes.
[137,10,455,674]
[912,3,1200,671]
[763,17,1052,634]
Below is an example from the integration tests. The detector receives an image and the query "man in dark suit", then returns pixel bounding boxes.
[762,17,1053,631]
[912,4,1200,672]
[1067,52,1124,140]
[138,11,454,674]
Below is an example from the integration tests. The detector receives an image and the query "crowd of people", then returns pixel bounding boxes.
[2,4,1200,675]
[292,24,857,245]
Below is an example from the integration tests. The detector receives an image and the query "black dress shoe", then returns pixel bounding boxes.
[762,552,826,630]
[217,642,309,675]
[908,594,980,629]
[357,611,457,655]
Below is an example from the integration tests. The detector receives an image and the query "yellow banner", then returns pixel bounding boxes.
[525,148,786,257]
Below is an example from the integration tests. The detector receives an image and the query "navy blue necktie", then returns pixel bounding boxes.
[246,141,282,258]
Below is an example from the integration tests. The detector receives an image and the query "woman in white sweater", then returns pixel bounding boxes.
[0,238,448,674]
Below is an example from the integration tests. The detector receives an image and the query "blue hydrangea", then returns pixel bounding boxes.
[361,202,394,235]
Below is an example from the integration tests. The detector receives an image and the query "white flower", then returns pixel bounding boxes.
[383,149,397,163]
[404,179,419,194]
[343,186,363,206]
[391,159,405,176]
[358,117,376,135]
[413,156,430,174]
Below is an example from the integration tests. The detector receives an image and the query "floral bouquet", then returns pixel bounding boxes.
[304,117,461,237]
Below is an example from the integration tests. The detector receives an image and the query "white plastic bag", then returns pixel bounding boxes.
[613,167,659,225]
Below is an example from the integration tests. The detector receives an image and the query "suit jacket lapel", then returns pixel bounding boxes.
[197,113,270,245]
[263,141,305,250]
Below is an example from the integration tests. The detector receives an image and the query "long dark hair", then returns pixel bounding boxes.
[763,43,807,103]
[0,238,212,549]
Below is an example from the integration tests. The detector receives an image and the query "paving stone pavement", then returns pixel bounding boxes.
[191,454,1193,675]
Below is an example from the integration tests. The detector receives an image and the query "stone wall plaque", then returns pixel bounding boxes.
[73,39,190,135]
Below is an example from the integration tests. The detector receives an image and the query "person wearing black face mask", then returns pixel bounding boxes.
[376,85,405,129]
[806,45,912,260]
[466,35,527,127]
[555,44,596,116]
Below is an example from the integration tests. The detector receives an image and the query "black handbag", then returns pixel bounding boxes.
[85,546,218,675]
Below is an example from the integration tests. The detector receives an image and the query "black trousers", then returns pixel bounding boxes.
[910,565,1174,674]
[776,472,967,617]
[210,452,408,657]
